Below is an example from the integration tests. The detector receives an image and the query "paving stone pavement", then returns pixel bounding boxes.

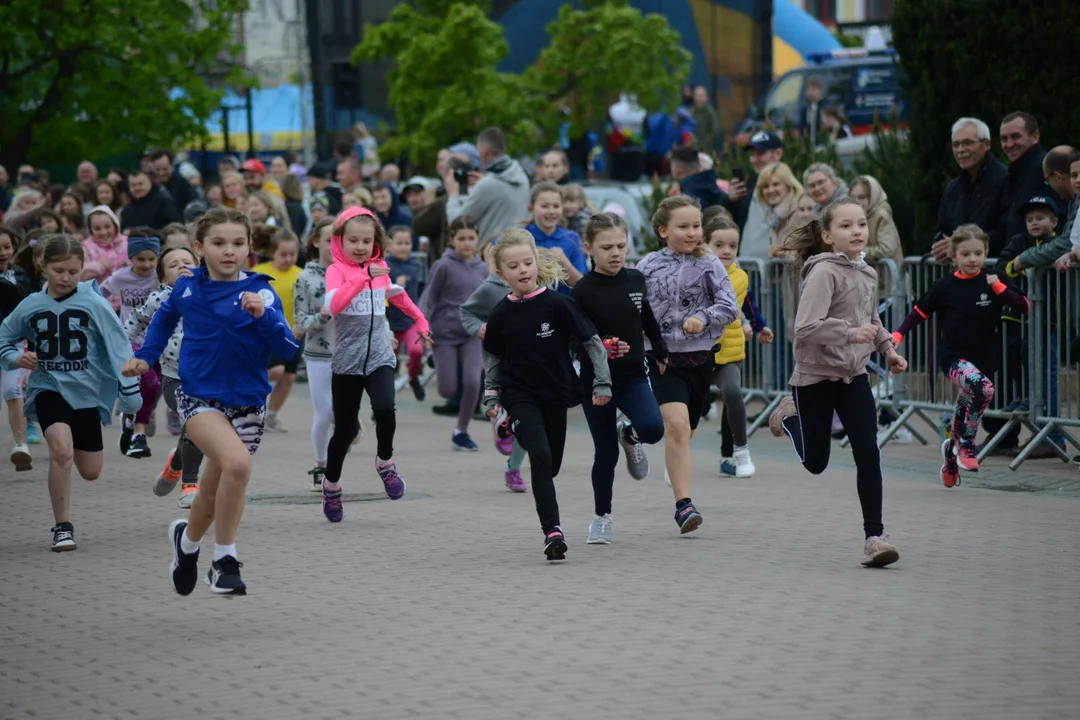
[2,384,1079,720]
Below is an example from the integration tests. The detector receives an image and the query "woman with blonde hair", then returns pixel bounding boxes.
[220,171,247,209]
[754,162,804,255]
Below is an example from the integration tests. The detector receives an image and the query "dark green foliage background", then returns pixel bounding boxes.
[892,0,1080,252]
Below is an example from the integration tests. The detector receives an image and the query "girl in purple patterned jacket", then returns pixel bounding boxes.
[637,195,739,534]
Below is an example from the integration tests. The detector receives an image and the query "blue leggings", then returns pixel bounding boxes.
[582,379,665,516]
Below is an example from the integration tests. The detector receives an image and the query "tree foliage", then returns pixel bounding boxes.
[525,0,691,140]
[352,0,542,166]
[353,0,690,169]
[0,0,249,169]
[892,0,1080,246]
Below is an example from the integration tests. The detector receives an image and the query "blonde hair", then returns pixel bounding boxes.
[778,196,863,270]
[949,223,989,256]
[652,195,709,258]
[529,181,563,207]
[754,162,804,205]
[491,228,567,288]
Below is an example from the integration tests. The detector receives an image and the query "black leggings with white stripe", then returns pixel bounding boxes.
[781,374,883,539]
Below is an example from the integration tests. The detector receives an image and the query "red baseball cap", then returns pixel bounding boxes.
[241,159,267,174]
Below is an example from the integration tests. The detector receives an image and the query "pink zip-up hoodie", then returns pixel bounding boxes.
[81,205,129,311]
[325,208,429,375]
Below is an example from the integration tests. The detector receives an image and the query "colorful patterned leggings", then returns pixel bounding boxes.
[947,359,995,447]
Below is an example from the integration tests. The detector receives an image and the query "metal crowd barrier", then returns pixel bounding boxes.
[734,253,1080,471]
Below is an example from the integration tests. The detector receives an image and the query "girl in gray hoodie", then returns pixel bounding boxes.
[766,197,907,568]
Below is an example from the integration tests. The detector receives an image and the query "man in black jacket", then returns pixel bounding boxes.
[119,170,181,232]
[933,117,1008,262]
[997,112,1064,243]
[670,146,728,210]
[148,149,195,212]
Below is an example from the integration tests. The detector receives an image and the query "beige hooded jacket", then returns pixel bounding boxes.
[858,175,903,269]
[789,252,894,386]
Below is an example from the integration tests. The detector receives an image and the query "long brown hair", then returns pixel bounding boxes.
[778,196,863,270]
[652,195,708,258]
[305,217,335,262]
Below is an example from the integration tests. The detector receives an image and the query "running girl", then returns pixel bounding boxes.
[103,229,161,459]
[704,215,774,478]
[320,207,431,523]
[0,234,142,551]
[891,223,1029,487]
[419,215,488,451]
[767,197,907,567]
[461,241,526,491]
[126,207,300,595]
[81,205,128,303]
[638,196,739,534]
[524,182,588,292]
[252,228,303,433]
[482,228,613,560]
[0,228,34,471]
[570,212,666,545]
[126,246,201,507]
[293,217,338,492]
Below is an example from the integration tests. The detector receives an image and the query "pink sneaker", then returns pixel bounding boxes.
[504,469,527,493]
[492,416,513,455]
[956,443,979,472]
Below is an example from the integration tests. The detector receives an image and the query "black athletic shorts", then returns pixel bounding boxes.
[34,391,104,452]
[646,357,713,432]
[269,338,303,374]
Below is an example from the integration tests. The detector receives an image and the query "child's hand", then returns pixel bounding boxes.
[1055,253,1072,273]
[886,350,908,374]
[486,403,501,419]
[851,324,878,344]
[241,292,265,318]
[391,335,400,352]
[320,307,331,321]
[986,274,999,286]
[293,326,304,340]
[122,358,149,377]
[616,340,631,357]
[368,265,389,277]
[15,352,37,370]
[655,357,668,375]
[395,274,408,286]
[758,327,775,345]
[742,323,753,341]
[479,323,487,339]
[682,316,705,335]
[419,331,433,348]
[592,394,611,407]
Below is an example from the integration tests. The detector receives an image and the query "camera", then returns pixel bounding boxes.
[452,167,469,196]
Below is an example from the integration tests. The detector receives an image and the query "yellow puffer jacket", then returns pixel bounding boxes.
[713,264,749,365]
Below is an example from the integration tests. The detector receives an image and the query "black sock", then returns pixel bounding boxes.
[675,497,692,509]
[622,424,638,445]
[170,450,183,471]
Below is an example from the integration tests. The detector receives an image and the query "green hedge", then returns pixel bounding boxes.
[892,0,1080,251]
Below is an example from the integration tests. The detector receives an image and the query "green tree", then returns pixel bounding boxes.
[0,0,249,169]
[352,0,542,166]
[526,0,691,140]
[892,0,1080,249]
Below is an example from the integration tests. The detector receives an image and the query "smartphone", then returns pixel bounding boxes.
[732,168,746,183]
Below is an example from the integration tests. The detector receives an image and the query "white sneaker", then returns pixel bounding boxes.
[10,443,32,472]
[733,447,755,478]
[891,427,914,444]
[264,414,287,433]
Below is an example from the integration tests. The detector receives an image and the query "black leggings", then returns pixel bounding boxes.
[781,375,884,538]
[162,376,203,484]
[506,400,567,533]
[325,366,396,483]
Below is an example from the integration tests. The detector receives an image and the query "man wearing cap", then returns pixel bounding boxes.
[307,162,343,214]
[1010,147,1079,271]
[728,130,784,262]
[241,159,284,200]
[442,128,530,243]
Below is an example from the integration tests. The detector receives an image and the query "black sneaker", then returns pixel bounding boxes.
[432,403,458,417]
[543,527,567,561]
[409,377,426,401]
[51,522,76,552]
[119,415,134,455]
[168,519,200,595]
[127,433,152,459]
[206,556,246,595]
[674,501,703,534]
[308,466,326,493]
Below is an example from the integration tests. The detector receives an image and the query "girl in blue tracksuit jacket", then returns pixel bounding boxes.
[126,208,300,598]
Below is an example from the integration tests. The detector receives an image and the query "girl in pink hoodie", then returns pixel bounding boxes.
[319,207,431,523]
[82,206,128,311]
[767,197,907,569]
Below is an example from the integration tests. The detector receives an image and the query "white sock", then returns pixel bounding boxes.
[325,480,341,491]
[454,427,466,435]
[377,456,392,467]
[734,444,747,453]
[180,528,200,555]
[213,543,237,561]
